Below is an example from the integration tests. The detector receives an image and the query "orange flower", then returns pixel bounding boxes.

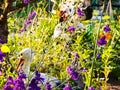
[99,32,112,41]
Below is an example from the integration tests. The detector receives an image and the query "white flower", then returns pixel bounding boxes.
[53,23,63,38]
[74,22,85,30]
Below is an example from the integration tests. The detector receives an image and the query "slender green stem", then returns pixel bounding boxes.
[89,13,103,86]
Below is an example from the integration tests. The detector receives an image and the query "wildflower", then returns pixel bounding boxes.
[0,51,6,62]
[96,54,101,59]
[14,76,26,90]
[45,82,52,90]
[76,8,84,18]
[103,15,110,20]
[59,11,68,22]
[28,78,41,90]
[18,70,27,79]
[63,83,72,90]
[97,35,107,46]
[105,32,112,40]
[4,76,15,90]
[67,66,79,80]
[73,52,79,60]
[68,26,75,32]
[0,71,2,76]
[28,10,37,20]
[1,44,10,53]
[21,27,27,32]
[0,39,6,44]
[88,86,95,90]
[104,24,110,32]
[23,0,29,4]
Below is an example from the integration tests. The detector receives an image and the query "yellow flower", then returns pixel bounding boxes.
[103,15,110,20]
[1,44,10,53]
[93,10,99,16]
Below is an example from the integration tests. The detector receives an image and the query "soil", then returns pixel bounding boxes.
[107,79,120,90]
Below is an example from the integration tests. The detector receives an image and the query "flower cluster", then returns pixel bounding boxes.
[22,10,37,32]
[28,71,44,90]
[67,66,78,80]
[45,82,52,90]
[88,86,95,90]
[4,70,26,90]
[97,24,112,46]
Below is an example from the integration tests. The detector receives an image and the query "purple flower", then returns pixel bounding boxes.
[67,66,79,80]
[28,10,37,20]
[26,19,32,25]
[4,76,15,90]
[96,54,101,59]
[0,39,6,44]
[68,26,75,32]
[88,86,95,90]
[0,51,6,62]
[97,36,107,46]
[45,82,52,90]
[28,71,44,90]
[74,52,79,60]
[35,71,44,83]
[23,0,29,4]
[28,79,41,90]
[18,70,26,79]
[14,76,26,90]
[63,83,72,90]
[76,8,84,18]
[104,24,110,32]
[21,27,26,32]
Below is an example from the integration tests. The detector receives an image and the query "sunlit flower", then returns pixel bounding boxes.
[0,51,6,62]
[1,44,10,53]
[88,86,95,90]
[68,26,75,32]
[104,24,110,32]
[97,35,107,46]
[63,83,72,90]
[103,15,110,20]
[105,32,112,40]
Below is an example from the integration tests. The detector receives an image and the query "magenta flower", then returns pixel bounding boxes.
[88,86,95,90]
[76,8,84,18]
[96,54,101,59]
[68,26,75,32]
[63,83,72,90]
[23,0,29,4]
[45,82,52,90]
[104,24,110,32]
[97,36,107,46]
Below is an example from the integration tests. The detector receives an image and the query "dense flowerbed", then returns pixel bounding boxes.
[0,0,120,90]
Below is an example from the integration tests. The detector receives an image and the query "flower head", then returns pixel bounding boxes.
[0,51,6,62]
[97,35,107,46]
[96,54,101,59]
[67,66,79,80]
[88,86,95,90]
[23,0,29,4]
[76,8,84,18]
[45,82,52,90]
[67,26,75,32]
[63,83,72,90]
[104,24,110,32]
[73,52,79,60]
